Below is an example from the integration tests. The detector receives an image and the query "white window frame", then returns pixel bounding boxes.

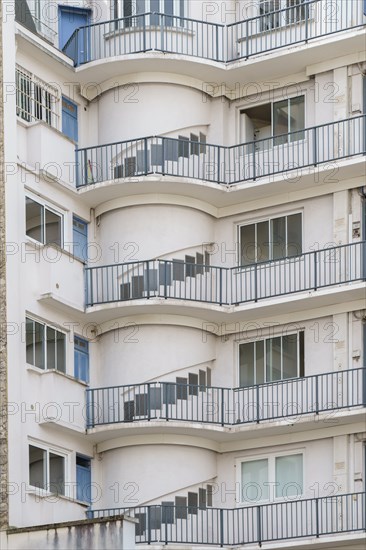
[16,65,60,129]
[28,440,70,497]
[259,0,309,31]
[272,95,305,142]
[236,449,305,505]
[237,211,303,266]
[237,330,304,387]
[26,316,67,374]
[113,0,186,22]
[25,194,64,248]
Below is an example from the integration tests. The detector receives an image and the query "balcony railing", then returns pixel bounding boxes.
[89,492,366,546]
[62,1,365,66]
[85,241,365,307]
[75,115,365,188]
[86,367,365,428]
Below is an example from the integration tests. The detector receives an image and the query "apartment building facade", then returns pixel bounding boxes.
[1,0,366,548]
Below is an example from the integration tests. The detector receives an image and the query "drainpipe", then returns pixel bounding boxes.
[0,0,9,532]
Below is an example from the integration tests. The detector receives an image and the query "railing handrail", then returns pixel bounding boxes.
[85,239,365,274]
[87,366,365,394]
[75,114,365,156]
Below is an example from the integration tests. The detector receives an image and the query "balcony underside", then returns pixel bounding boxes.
[87,408,366,445]
[74,30,365,99]
[137,533,366,550]
[77,156,365,211]
[84,282,365,325]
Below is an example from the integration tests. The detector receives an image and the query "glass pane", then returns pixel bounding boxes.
[255,340,265,384]
[275,454,303,498]
[240,224,255,266]
[26,318,34,365]
[239,342,254,387]
[26,319,45,369]
[266,337,282,381]
[287,213,302,257]
[49,453,65,495]
[271,217,286,260]
[282,334,298,379]
[273,99,288,144]
[26,198,43,243]
[289,96,305,141]
[241,459,269,501]
[29,445,46,489]
[46,327,56,370]
[257,221,269,262]
[45,209,62,246]
[56,331,66,373]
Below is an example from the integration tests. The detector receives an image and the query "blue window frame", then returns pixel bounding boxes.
[74,336,89,383]
[62,96,78,143]
[73,216,88,262]
[76,454,91,503]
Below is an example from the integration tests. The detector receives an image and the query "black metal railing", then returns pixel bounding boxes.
[88,492,366,545]
[85,241,365,307]
[86,367,365,428]
[75,115,366,187]
[62,1,365,66]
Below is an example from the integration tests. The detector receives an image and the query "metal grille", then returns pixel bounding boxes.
[16,66,60,129]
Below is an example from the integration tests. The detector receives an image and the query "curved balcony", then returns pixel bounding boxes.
[85,241,365,309]
[76,115,366,189]
[89,491,366,546]
[63,2,365,67]
[86,367,365,429]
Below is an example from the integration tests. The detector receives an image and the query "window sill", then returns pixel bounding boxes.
[26,365,89,387]
[104,24,194,42]
[17,117,77,146]
[27,487,90,507]
[24,238,86,266]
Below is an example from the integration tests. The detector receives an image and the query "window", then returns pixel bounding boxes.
[239,213,302,265]
[25,197,63,247]
[240,452,303,503]
[239,332,304,386]
[73,216,88,262]
[76,455,91,503]
[16,66,59,128]
[113,0,185,26]
[273,96,305,144]
[260,1,308,31]
[74,336,89,383]
[29,444,66,495]
[26,317,66,373]
[62,96,78,142]
[240,96,305,146]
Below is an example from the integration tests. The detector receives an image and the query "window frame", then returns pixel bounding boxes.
[238,211,303,266]
[25,195,64,248]
[113,0,186,22]
[272,95,305,143]
[239,94,306,147]
[236,449,305,505]
[28,441,69,497]
[238,330,304,387]
[74,335,90,384]
[26,316,67,374]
